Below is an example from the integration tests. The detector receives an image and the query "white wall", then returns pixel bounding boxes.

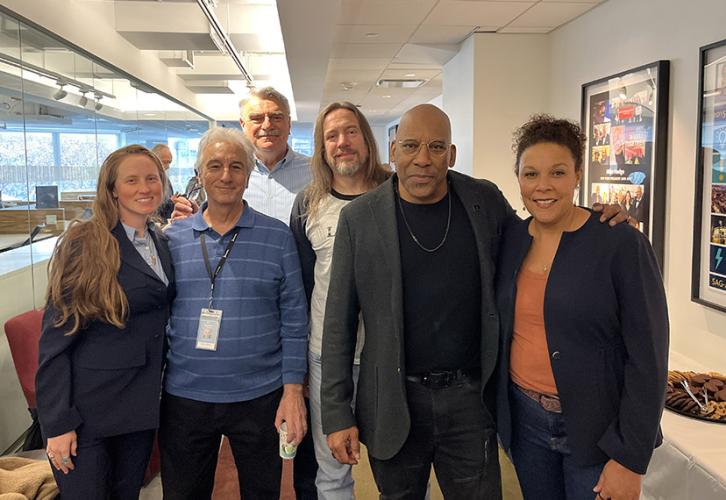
[547,0,726,370]
[444,33,550,208]
[443,36,475,177]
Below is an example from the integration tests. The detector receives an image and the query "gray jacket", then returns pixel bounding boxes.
[320,170,515,460]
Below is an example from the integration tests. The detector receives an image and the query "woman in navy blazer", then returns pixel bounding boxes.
[37,145,174,499]
[495,116,668,500]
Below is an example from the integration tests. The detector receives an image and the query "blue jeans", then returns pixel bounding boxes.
[509,384,605,500]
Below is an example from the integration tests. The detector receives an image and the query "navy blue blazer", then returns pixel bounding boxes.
[37,223,175,439]
[495,211,669,474]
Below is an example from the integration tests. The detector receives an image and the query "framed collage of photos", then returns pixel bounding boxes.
[580,60,670,268]
[692,38,726,313]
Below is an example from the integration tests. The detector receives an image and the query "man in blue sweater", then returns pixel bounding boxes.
[159,127,309,499]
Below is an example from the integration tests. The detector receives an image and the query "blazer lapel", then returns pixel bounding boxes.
[369,178,405,347]
[449,172,493,277]
[112,223,164,283]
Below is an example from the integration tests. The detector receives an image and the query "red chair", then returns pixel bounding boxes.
[4,308,43,411]
[3,309,160,484]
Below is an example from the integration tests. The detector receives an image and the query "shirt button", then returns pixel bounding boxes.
[551,351,561,360]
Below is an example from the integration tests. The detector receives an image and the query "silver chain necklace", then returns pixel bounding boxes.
[396,185,452,253]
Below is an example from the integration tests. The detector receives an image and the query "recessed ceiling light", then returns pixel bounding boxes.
[365,32,379,38]
[382,95,391,98]
[377,79,426,88]
[405,73,416,77]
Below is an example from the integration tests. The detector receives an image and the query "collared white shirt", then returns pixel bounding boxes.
[245,147,311,223]
[121,222,168,285]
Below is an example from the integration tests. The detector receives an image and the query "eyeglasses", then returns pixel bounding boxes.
[397,140,450,157]
[246,112,287,125]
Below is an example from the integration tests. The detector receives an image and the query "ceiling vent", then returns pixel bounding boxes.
[377,79,426,89]
[159,50,195,69]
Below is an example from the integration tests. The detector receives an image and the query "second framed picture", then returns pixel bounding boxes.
[580,60,670,268]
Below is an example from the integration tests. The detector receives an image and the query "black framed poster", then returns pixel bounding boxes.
[580,60,670,268]
[692,39,726,313]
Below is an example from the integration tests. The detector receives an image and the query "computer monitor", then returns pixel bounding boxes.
[35,185,59,209]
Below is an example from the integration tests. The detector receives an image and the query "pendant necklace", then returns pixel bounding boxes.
[396,183,451,253]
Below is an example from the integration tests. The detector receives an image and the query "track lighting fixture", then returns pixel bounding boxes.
[53,85,67,100]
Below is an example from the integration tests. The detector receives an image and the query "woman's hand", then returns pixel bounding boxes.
[46,430,78,474]
[593,459,642,500]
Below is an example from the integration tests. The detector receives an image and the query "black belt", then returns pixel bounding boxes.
[405,369,479,389]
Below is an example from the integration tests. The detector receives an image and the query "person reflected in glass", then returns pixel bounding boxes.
[36,145,175,498]
[495,115,669,500]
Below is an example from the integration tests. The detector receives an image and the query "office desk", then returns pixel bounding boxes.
[642,351,726,499]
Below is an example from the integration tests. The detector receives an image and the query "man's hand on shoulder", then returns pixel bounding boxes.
[592,202,637,227]
[327,426,360,465]
[170,195,198,222]
[274,384,307,445]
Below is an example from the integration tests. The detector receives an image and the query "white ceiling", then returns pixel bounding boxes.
[288,0,605,124]
[20,0,606,124]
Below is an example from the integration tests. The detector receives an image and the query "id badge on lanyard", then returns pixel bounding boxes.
[195,228,240,351]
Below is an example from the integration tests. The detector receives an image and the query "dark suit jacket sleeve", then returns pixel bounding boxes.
[36,305,84,438]
[290,191,316,306]
[597,229,669,474]
[320,209,359,434]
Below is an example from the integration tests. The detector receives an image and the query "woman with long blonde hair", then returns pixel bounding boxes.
[36,145,175,498]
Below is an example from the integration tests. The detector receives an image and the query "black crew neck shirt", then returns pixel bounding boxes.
[395,184,481,374]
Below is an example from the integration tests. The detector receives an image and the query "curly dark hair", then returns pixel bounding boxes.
[512,114,586,175]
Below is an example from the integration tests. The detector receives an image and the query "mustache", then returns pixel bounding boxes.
[255,130,281,138]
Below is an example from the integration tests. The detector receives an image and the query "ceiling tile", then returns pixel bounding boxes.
[507,2,596,27]
[334,24,418,44]
[327,58,391,70]
[497,26,553,33]
[331,43,404,59]
[409,25,482,44]
[339,0,438,25]
[423,1,534,26]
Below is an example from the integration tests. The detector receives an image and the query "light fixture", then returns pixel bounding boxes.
[377,79,426,89]
[94,93,103,111]
[53,84,67,100]
[79,93,88,107]
[0,53,116,103]
[365,32,380,38]
[195,0,253,85]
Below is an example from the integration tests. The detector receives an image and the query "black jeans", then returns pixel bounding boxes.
[51,429,154,500]
[159,388,282,500]
[369,377,501,500]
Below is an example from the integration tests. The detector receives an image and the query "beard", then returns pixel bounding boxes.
[335,160,361,176]
[327,152,363,177]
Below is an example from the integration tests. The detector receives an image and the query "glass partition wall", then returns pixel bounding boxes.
[0,10,210,450]
[0,9,210,280]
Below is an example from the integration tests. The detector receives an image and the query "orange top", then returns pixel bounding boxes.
[510,267,558,395]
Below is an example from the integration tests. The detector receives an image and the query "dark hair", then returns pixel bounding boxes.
[512,114,586,174]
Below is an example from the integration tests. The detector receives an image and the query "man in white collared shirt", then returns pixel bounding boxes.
[239,87,311,222]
